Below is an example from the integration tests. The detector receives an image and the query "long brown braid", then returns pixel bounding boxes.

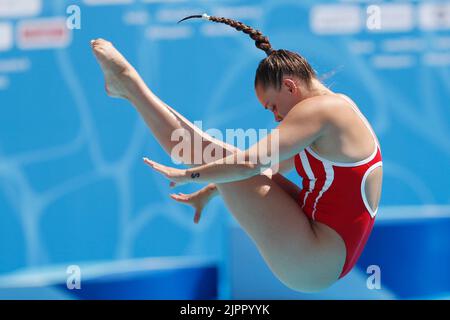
[179,13,317,90]
[178,13,273,56]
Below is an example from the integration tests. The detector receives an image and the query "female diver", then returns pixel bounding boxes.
[91,14,383,292]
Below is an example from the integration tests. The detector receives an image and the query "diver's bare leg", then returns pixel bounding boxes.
[91,39,238,166]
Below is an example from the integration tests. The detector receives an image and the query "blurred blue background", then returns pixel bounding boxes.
[0,0,449,299]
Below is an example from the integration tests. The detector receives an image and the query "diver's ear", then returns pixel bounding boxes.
[282,78,297,94]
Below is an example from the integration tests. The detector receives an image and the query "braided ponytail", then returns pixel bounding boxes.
[178,13,317,90]
[178,13,274,56]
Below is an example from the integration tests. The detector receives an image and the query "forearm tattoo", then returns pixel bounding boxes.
[191,172,200,179]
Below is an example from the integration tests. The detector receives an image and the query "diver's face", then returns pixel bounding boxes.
[255,78,300,122]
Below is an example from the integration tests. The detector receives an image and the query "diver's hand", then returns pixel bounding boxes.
[170,184,218,224]
[143,157,188,187]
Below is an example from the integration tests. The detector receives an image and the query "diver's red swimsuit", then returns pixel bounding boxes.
[294,95,383,278]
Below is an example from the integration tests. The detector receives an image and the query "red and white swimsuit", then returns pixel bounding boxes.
[294,95,382,279]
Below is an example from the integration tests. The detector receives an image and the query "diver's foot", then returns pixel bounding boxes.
[91,38,140,100]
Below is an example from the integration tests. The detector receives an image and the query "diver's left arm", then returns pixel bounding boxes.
[144,99,332,186]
